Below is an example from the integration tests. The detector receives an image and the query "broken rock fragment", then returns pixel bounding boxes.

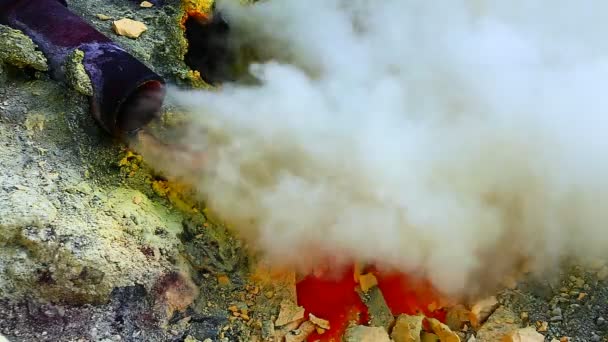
[446,305,470,331]
[344,325,391,342]
[140,1,154,7]
[502,327,544,342]
[428,318,460,342]
[285,321,316,342]
[475,306,520,342]
[275,300,305,327]
[358,273,378,292]
[309,313,330,330]
[391,314,424,342]
[469,296,499,329]
[152,271,199,318]
[112,18,147,39]
[357,286,394,330]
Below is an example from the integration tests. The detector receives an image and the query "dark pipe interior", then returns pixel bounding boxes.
[116,80,166,134]
[183,12,237,85]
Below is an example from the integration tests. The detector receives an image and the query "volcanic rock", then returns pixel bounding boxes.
[0,24,48,71]
[428,318,460,342]
[309,313,330,330]
[391,314,424,342]
[275,300,305,327]
[112,18,148,39]
[357,286,394,330]
[475,306,521,342]
[358,273,378,293]
[344,325,391,342]
[285,321,316,342]
[469,296,499,329]
[502,327,544,342]
[446,305,470,331]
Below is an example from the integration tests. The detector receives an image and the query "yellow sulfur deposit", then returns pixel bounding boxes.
[181,0,214,17]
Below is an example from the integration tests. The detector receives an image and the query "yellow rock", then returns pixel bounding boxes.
[359,273,378,293]
[309,313,330,330]
[275,300,305,327]
[391,314,424,342]
[501,327,544,342]
[344,326,391,342]
[428,318,460,342]
[140,1,154,7]
[469,296,499,328]
[285,321,316,342]
[112,18,147,39]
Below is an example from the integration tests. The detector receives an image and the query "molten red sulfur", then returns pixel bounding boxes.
[296,266,369,341]
[296,265,447,341]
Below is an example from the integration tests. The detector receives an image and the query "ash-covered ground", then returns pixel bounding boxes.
[1,1,608,342]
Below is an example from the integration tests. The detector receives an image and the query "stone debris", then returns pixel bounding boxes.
[261,319,275,341]
[446,305,470,331]
[96,13,112,20]
[0,24,48,71]
[64,49,93,96]
[469,296,499,329]
[428,318,460,342]
[535,321,548,332]
[140,1,154,7]
[112,18,147,39]
[309,313,330,330]
[391,314,424,342]
[475,306,520,342]
[358,286,394,330]
[217,274,231,286]
[153,271,199,319]
[358,273,378,293]
[344,325,391,342]
[502,327,544,342]
[285,321,316,342]
[274,300,305,327]
[274,319,304,342]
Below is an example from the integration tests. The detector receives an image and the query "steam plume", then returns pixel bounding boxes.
[142,0,608,296]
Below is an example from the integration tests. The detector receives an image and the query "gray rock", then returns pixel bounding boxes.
[552,307,562,317]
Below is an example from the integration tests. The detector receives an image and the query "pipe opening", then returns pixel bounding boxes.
[116,80,166,134]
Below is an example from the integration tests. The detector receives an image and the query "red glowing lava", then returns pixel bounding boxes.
[296,266,369,341]
[296,265,448,341]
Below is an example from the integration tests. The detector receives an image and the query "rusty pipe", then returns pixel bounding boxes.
[0,0,166,138]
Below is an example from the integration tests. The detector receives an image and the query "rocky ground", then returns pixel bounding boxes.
[1,1,608,342]
[0,1,281,341]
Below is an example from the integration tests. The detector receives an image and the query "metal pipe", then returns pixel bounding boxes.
[0,0,166,137]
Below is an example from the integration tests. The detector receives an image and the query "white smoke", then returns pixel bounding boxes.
[150,0,608,296]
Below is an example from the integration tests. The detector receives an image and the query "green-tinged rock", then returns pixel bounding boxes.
[64,49,94,96]
[0,24,48,71]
